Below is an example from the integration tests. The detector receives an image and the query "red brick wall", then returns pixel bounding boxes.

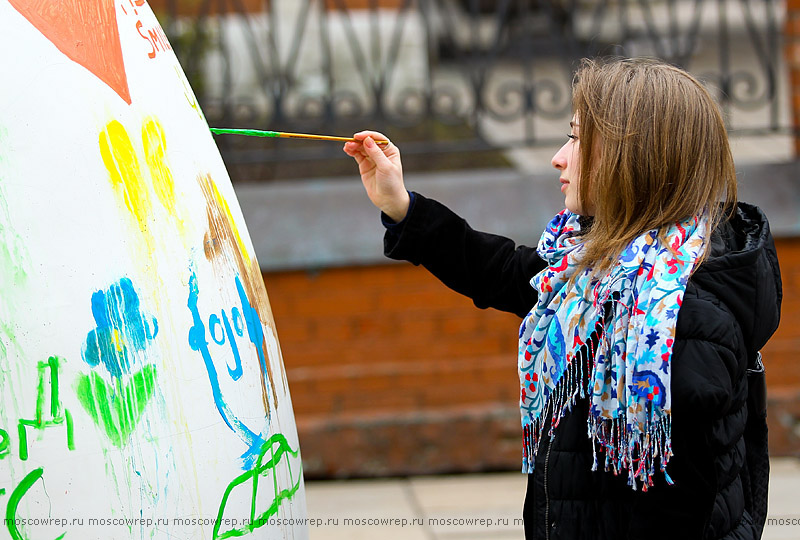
[266,238,800,478]
[148,0,264,16]
[148,0,402,16]
[266,264,523,478]
[764,238,800,387]
[787,0,800,156]
[764,238,800,455]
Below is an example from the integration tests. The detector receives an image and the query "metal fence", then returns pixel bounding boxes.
[156,0,787,172]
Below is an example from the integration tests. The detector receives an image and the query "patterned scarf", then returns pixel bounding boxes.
[518,210,708,489]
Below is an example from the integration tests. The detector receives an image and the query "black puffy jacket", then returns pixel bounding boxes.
[384,193,782,540]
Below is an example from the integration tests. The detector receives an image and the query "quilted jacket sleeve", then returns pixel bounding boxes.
[383,192,546,318]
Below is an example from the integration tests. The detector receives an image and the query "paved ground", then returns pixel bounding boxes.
[304,457,800,539]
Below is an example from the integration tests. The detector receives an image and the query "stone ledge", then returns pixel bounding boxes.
[295,396,800,479]
[238,161,800,272]
[296,404,522,479]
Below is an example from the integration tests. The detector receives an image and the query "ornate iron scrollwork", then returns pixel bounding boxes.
[157,0,785,166]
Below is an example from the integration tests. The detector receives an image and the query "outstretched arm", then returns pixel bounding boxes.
[344,132,545,317]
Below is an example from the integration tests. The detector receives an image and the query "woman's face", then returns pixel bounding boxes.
[551,117,594,216]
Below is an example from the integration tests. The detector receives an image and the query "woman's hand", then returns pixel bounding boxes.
[343,130,410,223]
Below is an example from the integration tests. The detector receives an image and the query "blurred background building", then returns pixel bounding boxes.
[150,0,800,479]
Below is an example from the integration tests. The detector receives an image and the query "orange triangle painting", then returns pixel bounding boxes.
[10,0,132,104]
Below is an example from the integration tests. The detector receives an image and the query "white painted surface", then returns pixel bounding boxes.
[0,1,306,538]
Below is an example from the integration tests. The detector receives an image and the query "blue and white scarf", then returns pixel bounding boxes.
[519,210,708,489]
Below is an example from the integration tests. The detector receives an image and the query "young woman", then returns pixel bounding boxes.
[343,58,782,540]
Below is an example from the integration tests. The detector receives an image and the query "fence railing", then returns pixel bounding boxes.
[153,0,788,175]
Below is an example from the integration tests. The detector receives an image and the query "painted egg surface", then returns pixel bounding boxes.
[0,1,306,538]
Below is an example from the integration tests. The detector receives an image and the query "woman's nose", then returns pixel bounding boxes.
[552,143,568,170]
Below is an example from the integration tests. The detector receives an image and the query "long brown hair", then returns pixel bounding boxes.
[572,57,737,278]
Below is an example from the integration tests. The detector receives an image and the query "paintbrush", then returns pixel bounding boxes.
[210,127,390,145]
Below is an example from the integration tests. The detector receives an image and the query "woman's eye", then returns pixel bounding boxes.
[567,134,578,141]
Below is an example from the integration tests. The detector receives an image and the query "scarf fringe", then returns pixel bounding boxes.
[587,411,673,491]
[522,317,599,473]
[522,316,674,491]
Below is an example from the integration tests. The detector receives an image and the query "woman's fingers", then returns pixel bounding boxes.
[342,130,407,221]
[343,143,375,176]
[361,136,392,169]
[342,141,364,159]
[343,134,397,176]
[353,130,389,142]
